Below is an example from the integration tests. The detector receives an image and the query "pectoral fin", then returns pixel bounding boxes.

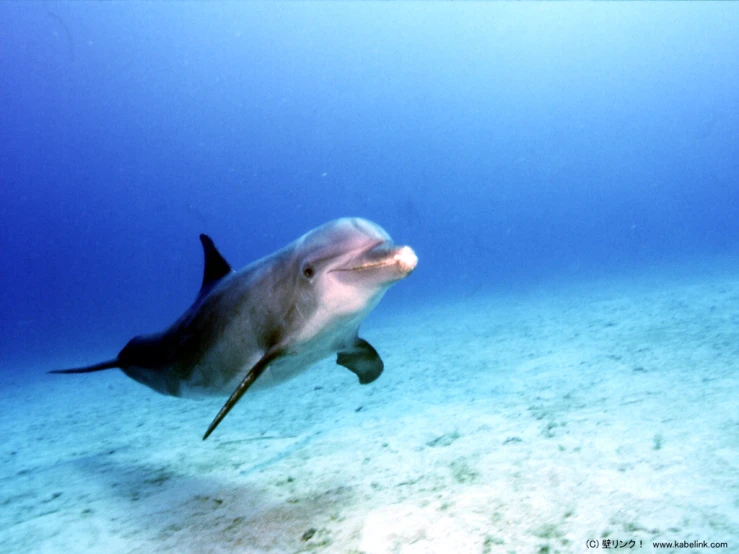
[202,347,284,440]
[337,338,384,385]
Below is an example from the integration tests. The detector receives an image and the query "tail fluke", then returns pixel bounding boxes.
[49,359,120,374]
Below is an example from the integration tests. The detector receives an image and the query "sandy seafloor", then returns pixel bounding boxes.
[2,263,738,554]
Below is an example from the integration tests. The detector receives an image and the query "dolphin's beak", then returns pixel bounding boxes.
[392,245,418,275]
[333,242,417,283]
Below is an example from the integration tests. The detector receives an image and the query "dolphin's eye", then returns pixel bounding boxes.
[302,265,315,279]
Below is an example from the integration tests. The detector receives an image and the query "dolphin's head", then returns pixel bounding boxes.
[287,217,417,343]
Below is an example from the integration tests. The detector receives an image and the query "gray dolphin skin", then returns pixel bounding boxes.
[49,218,418,440]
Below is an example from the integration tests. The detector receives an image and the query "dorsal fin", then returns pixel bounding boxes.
[198,234,233,300]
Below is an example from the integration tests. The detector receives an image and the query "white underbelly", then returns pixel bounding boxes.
[180,320,356,398]
[249,349,330,391]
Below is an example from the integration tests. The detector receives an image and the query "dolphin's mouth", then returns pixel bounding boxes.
[332,245,418,275]
[339,260,394,272]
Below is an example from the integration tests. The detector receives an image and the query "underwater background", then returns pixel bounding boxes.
[2,2,737,369]
[1,3,738,553]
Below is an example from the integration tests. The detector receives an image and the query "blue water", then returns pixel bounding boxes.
[1,2,738,369]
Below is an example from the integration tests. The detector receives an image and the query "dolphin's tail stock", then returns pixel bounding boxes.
[49,359,121,374]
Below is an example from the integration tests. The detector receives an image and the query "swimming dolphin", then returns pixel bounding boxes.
[50,218,417,439]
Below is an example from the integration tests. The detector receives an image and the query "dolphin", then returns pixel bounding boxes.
[50,218,417,439]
